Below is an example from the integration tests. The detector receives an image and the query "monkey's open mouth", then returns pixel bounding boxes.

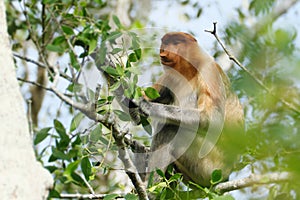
[160,57,173,65]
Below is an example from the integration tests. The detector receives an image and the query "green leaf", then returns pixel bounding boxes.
[72,135,82,147]
[71,172,85,185]
[213,195,235,200]
[51,147,71,160]
[64,160,80,177]
[81,157,92,181]
[90,124,102,141]
[156,169,165,178]
[107,31,122,43]
[124,88,132,98]
[144,87,160,99]
[116,64,124,76]
[54,119,68,140]
[128,52,137,62]
[69,51,80,70]
[48,189,60,198]
[134,48,142,60]
[211,169,223,185]
[99,136,109,145]
[127,66,141,74]
[113,110,131,121]
[124,194,138,200]
[97,42,107,65]
[45,165,58,173]
[107,96,115,103]
[148,182,167,193]
[112,15,122,29]
[109,81,121,91]
[46,44,64,53]
[169,173,182,183]
[104,194,119,200]
[52,36,66,45]
[70,113,84,132]
[61,25,74,35]
[249,0,275,15]
[111,48,123,54]
[34,127,51,145]
[88,38,97,54]
[101,66,120,76]
[141,116,152,135]
[67,83,83,93]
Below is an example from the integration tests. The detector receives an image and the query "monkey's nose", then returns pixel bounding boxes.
[160,54,167,60]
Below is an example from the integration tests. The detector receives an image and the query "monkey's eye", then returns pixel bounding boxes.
[172,40,181,45]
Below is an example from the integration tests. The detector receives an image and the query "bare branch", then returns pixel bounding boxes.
[60,193,124,199]
[26,99,34,136]
[205,22,300,115]
[14,53,72,82]
[17,77,52,91]
[215,172,290,193]
[80,174,95,195]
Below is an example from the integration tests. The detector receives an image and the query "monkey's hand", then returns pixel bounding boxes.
[128,98,149,125]
[139,100,208,127]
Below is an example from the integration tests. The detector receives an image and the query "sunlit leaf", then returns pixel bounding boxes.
[70,113,84,132]
[144,87,160,99]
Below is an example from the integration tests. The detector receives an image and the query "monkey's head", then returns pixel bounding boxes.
[160,32,198,68]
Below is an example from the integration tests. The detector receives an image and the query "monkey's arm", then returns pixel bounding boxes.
[132,99,209,127]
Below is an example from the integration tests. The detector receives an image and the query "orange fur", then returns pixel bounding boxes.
[148,32,244,187]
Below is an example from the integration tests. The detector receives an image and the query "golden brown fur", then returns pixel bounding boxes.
[148,32,244,187]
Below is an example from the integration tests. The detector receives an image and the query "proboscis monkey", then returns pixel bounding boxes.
[132,32,244,187]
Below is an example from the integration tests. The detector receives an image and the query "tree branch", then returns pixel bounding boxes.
[14,53,72,82]
[50,64,149,200]
[215,172,290,194]
[205,22,300,115]
[17,77,52,91]
[59,193,124,199]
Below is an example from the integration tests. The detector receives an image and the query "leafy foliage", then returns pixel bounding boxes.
[249,0,275,16]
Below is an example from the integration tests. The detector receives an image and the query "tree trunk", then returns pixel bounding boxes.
[0,2,53,199]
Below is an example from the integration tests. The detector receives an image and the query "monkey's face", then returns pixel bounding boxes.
[160,32,197,68]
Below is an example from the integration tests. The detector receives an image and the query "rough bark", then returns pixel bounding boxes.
[0,2,53,199]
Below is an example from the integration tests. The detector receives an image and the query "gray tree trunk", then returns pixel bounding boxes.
[0,1,53,199]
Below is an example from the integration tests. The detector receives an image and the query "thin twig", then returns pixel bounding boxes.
[205,22,300,115]
[60,193,124,199]
[27,99,34,136]
[215,172,290,193]
[93,84,101,111]
[17,77,52,91]
[80,174,95,195]
[21,3,54,78]
[14,53,73,82]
